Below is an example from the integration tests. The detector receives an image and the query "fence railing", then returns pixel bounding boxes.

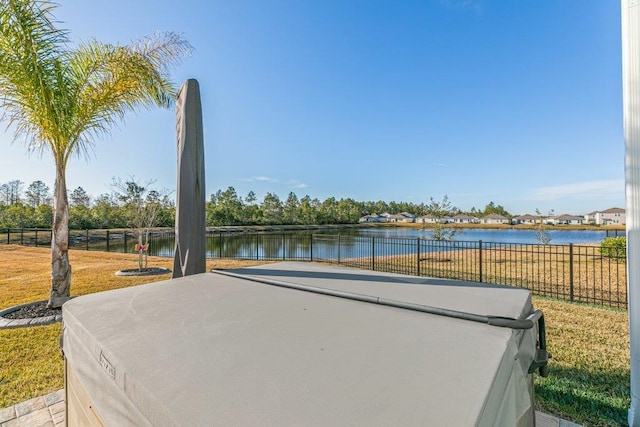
[1,228,627,309]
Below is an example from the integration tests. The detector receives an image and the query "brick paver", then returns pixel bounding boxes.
[48,400,65,426]
[0,406,16,424]
[42,391,64,408]
[0,391,63,427]
[13,396,45,418]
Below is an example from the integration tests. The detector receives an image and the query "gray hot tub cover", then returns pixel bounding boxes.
[62,262,539,426]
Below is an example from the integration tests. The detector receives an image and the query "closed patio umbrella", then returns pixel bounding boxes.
[173,79,206,278]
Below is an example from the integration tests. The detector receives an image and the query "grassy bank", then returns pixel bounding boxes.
[374,222,626,232]
[0,245,630,426]
[533,298,629,426]
[0,245,266,408]
[341,245,627,310]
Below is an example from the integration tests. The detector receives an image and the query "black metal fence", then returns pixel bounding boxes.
[2,228,627,309]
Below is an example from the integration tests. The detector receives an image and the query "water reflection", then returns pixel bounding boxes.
[78,227,619,260]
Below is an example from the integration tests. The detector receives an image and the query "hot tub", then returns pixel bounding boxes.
[62,262,548,426]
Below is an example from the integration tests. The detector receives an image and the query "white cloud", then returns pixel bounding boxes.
[240,176,276,183]
[240,176,308,189]
[284,179,308,189]
[526,179,624,202]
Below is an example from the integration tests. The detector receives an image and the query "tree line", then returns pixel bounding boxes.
[0,179,175,230]
[0,180,513,229]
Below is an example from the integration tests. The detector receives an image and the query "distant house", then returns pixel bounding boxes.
[452,214,480,224]
[387,213,415,223]
[584,211,598,225]
[549,214,584,225]
[416,214,437,223]
[359,214,386,223]
[481,214,509,224]
[441,216,454,224]
[512,214,538,225]
[399,212,416,220]
[595,207,626,225]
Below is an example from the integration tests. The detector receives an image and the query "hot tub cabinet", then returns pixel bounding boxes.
[62,262,548,426]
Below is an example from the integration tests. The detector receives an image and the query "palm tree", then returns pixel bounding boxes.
[0,0,192,307]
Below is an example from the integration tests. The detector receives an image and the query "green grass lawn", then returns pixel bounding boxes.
[0,245,631,426]
[533,298,629,426]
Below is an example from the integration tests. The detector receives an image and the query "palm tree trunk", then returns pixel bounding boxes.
[48,163,71,308]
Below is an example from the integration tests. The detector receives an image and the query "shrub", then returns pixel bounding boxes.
[600,236,626,260]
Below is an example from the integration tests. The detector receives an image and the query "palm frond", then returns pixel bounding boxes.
[0,0,70,160]
[0,0,193,169]
[63,33,192,165]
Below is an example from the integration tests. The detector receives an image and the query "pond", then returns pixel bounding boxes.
[350,227,619,245]
[80,226,621,260]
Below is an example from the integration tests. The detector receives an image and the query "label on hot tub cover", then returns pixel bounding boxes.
[100,351,116,379]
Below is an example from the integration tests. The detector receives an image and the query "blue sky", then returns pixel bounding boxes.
[0,0,624,215]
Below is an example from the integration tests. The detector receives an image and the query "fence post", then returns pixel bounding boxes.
[6,229,9,244]
[106,230,110,252]
[124,231,128,253]
[282,233,285,261]
[35,229,38,247]
[256,234,259,260]
[310,234,314,261]
[86,229,89,251]
[479,240,483,283]
[338,234,341,264]
[569,243,574,302]
[417,238,421,276]
[219,232,223,258]
[20,228,23,245]
[372,237,376,271]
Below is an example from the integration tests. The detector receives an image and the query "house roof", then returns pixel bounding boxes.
[483,213,508,220]
[514,214,537,220]
[601,207,625,214]
[453,214,477,219]
[553,214,584,221]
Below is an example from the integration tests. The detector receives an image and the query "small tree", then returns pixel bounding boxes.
[482,201,511,218]
[426,195,459,241]
[0,180,23,205]
[261,193,283,225]
[70,187,91,208]
[535,209,554,245]
[25,180,50,207]
[243,190,261,224]
[600,236,626,261]
[112,177,170,271]
[283,192,300,225]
